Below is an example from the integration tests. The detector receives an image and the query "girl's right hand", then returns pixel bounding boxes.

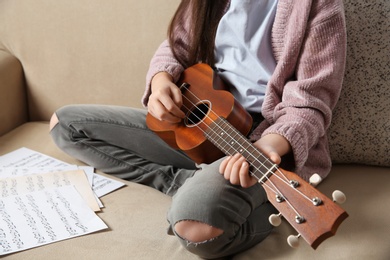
[147,72,186,123]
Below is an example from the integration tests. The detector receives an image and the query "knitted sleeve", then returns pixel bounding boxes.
[142,6,192,107]
[256,0,347,177]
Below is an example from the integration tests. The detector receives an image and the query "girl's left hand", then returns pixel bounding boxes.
[219,133,291,188]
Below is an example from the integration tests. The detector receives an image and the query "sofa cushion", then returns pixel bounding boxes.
[0,51,27,136]
[328,0,390,167]
[1,122,390,259]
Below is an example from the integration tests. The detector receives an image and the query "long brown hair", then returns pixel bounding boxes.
[168,0,228,67]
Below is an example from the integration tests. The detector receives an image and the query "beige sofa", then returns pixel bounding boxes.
[1,0,389,259]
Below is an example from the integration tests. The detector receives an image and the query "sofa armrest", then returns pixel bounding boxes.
[0,50,28,136]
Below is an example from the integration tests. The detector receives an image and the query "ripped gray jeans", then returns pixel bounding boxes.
[50,104,276,259]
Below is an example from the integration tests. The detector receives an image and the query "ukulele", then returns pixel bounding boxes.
[146,63,348,249]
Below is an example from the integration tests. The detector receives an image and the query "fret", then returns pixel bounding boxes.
[205,117,277,179]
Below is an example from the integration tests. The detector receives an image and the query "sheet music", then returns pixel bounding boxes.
[0,170,100,212]
[0,165,77,178]
[0,148,130,255]
[0,148,126,198]
[0,147,69,168]
[0,186,108,256]
[92,173,126,197]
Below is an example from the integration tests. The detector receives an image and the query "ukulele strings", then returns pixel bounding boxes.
[179,96,275,191]
[179,86,313,206]
[213,118,314,202]
[179,86,274,179]
[178,88,314,217]
[180,86,281,185]
[178,91,310,218]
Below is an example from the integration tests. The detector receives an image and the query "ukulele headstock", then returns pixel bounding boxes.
[260,168,348,249]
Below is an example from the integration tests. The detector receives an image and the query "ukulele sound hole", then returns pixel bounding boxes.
[185,101,211,127]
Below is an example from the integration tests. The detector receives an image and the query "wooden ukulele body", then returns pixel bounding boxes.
[146,63,253,164]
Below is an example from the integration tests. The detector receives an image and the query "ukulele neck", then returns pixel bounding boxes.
[205,117,278,183]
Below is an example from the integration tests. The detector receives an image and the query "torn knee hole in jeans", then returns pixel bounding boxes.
[173,220,224,246]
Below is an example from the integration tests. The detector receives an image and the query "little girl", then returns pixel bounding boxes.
[50,0,346,258]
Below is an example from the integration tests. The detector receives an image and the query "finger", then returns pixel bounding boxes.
[224,154,241,180]
[268,151,281,164]
[165,85,186,119]
[170,85,184,109]
[223,154,241,181]
[147,101,164,120]
[264,150,281,165]
[240,161,257,188]
[158,95,185,120]
[259,145,282,165]
[219,156,231,175]
[223,157,234,181]
[149,98,184,123]
[229,156,247,185]
[148,101,176,122]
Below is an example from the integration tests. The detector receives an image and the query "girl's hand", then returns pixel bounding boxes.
[219,134,291,188]
[147,72,185,123]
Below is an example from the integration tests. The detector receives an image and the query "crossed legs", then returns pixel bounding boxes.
[49,105,274,258]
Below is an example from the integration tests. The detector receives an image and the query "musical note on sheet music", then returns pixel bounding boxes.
[0,186,108,255]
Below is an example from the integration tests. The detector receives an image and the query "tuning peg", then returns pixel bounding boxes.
[269,213,282,227]
[287,234,301,248]
[332,190,347,204]
[309,173,322,186]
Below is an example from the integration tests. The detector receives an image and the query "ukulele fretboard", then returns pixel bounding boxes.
[205,117,278,182]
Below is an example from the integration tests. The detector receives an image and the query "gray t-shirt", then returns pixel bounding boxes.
[214,0,278,113]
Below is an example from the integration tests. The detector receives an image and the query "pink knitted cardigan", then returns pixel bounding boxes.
[142,0,347,181]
